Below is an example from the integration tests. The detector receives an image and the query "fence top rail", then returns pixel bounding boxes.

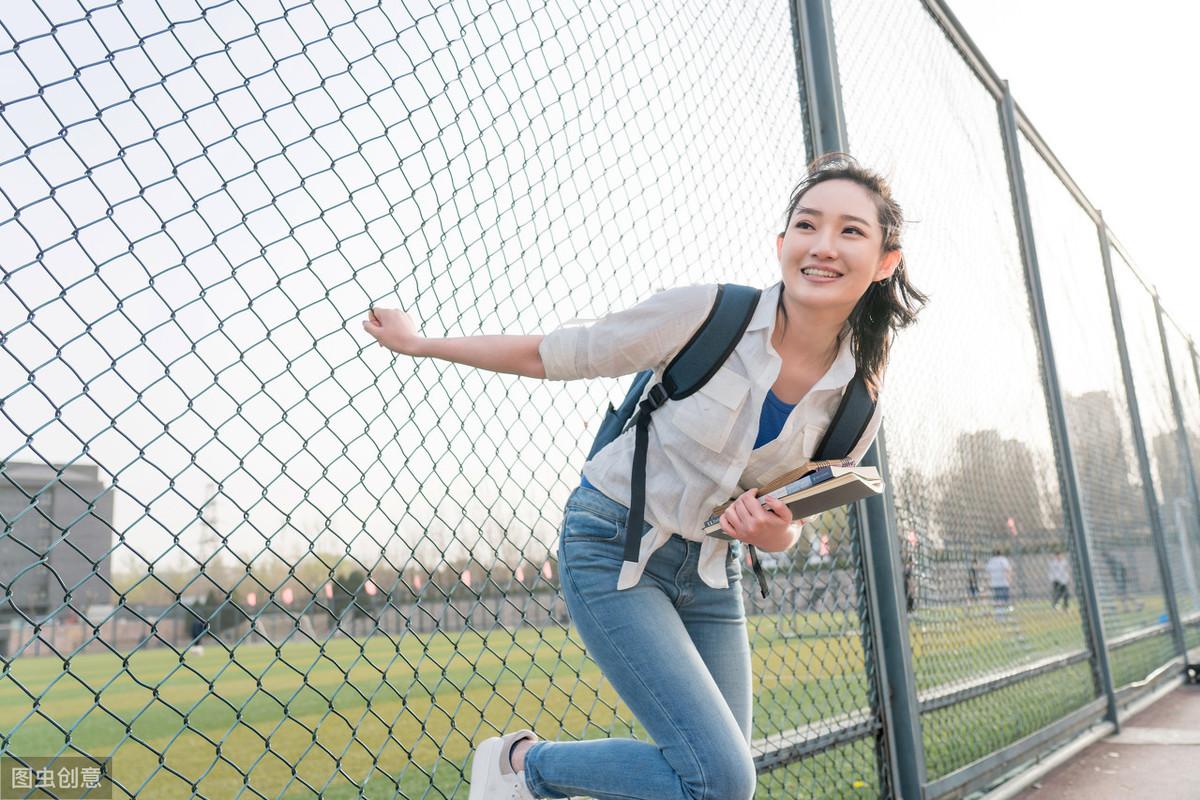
[916,1,1094,212]
[917,0,1185,337]
[1161,307,1198,347]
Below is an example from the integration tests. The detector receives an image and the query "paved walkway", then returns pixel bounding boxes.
[1013,681,1200,800]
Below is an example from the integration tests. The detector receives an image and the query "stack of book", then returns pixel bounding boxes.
[703,460,884,538]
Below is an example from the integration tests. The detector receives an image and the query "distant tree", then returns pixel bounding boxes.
[1065,390,1149,536]
[332,568,366,620]
[935,429,1048,552]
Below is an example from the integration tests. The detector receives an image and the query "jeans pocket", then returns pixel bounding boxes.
[560,507,624,544]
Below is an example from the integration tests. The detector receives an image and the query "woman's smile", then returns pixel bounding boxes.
[799,265,844,283]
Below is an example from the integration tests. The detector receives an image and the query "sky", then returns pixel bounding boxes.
[946,0,1199,341]
[1,0,1196,580]
[0,0,817,574]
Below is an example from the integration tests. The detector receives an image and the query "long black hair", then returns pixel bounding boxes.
[777,153,928,393]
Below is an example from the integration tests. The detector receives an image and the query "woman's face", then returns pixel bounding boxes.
[776,178,900,313]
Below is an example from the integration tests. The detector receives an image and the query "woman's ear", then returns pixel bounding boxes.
[876,249,902,281]
[776,232,785,261]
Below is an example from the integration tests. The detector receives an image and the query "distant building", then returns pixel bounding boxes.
[0,462,115,621]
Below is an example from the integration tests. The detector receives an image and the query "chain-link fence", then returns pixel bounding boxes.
[826,0,1200,796]
[0,0,1197,798]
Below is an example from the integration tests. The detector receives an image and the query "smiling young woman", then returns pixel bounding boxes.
[772,160,925,404]
[363,153,928,800]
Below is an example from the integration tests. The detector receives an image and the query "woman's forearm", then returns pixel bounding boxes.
[753,523,802,554]
[412,335,547,378]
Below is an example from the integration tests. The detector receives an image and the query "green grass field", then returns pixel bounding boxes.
[0,595,1178,799]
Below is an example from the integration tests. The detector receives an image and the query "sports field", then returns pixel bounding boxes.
[0,595,1176,799]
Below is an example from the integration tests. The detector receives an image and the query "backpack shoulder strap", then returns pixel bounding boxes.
[586,284,762,461]
[742,367,875,603]
[620,283,761,570]
[812,368,876,461]
[660,283,761,399]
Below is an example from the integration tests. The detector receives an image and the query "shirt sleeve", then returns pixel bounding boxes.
[538,284,717,380]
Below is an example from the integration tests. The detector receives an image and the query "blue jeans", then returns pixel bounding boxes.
[522,486,756,800]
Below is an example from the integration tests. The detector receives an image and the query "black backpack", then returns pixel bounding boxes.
[586,283,876,597]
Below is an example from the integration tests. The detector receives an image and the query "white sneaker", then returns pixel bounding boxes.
[468,729,537,800]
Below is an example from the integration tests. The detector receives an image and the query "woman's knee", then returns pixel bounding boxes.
[688,744,757,800]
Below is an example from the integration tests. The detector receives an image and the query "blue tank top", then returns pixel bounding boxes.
[752,388,796,449]
[581,389,796,489]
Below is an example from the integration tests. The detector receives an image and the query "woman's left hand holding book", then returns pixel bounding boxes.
[718,489,801,553]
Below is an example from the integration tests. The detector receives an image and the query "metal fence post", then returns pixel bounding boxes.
[858,439,928,799]
[791,1,927,797]
[1096,216,1190,670]
[1190,336,1200,683]
[1192,339,1200,416]
[792,0,848,156]
[996,84,1120,726]
[1153,296,1200,676]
